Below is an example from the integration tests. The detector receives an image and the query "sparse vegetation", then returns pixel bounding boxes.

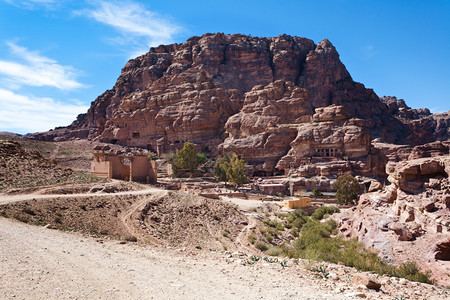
[251,207,433,284]
[125,236,138,242]
[248,234,256,244]
[311,206,340,221]
[255,241,269,252]
[333,175,360,204]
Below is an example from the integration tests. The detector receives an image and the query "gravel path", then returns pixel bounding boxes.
[0,187,164,205]
[0,217,350,300]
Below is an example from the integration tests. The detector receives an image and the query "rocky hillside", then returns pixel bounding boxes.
[28,33,449,176]
[0,140,102,191]
[337,155,450,285]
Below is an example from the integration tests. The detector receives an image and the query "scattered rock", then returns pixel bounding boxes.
[351,274,381,290]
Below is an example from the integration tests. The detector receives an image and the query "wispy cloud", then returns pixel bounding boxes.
[0,41,84,90]
[79,0,181,57]
[4,0,62,10]
[362,45,379,60]
[0,88,89,134]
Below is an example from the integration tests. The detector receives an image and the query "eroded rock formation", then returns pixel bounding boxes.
[27,33,449,178]
[337,156,450,284]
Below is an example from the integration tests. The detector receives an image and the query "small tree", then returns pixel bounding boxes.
[332,175,360,205]
[311,187,323,196]
[214,152,247,188]
[171,142,207,176]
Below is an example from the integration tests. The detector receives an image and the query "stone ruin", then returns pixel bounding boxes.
[91,145,157,183]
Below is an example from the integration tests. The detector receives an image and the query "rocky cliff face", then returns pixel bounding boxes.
[28,33,449,177]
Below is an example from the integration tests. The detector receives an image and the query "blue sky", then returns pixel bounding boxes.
[0,0,449,134]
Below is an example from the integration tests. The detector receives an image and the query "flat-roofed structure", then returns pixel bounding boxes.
[91,146,157,183]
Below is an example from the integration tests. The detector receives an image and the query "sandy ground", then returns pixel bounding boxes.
[0,217,352,300]
[1,188,449,300]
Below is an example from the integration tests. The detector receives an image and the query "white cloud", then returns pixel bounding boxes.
[4,0,61,10]
[0,88,89,134]
[79,0,181,57]
[0,41,84,90]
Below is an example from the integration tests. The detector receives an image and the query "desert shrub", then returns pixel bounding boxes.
[311,206,340,220]
[287,209,309,229]
[265,233,273,243]
[395,261,433,284]
[248,234,256,244]
[255,241,269,252]
[289,220,433,284]
[125,235,138,242]
[222,231,229,237]
[266,246,283,257]
[333,175,360,204]
[276,222,284,231]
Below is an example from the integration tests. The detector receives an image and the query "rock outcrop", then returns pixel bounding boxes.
[336,156,450,284]
[27,33,449,178]
[220,80,312,175]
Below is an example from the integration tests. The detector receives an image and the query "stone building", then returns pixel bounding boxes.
[91,146,157,183]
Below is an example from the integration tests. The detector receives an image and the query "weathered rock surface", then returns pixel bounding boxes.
[428,238,450,261]
[27,33,449,177]
[351,274,382,290]
[220,80,312,175]
[336,155,450,285]
[277,104,372,175]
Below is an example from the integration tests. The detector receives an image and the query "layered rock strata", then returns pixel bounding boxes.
[27,33,449,177]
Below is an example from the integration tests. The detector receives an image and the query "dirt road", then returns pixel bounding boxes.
[0,217,352,300]
[0,187,165,205]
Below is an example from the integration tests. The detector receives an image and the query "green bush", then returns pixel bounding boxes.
[312,187,323,196]
[311,206,340,220]
[266,246,283,256]
[255,241,269,252]
[248,234,256,244]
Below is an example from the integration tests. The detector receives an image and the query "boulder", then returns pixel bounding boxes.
[351,274,382,290]
[389,223,414,241]
[368,181,382,192]
[428,239,450,261]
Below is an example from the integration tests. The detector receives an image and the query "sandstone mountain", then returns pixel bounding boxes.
[28,33,449,177]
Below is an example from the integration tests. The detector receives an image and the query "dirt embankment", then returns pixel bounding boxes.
[0,189,249,251]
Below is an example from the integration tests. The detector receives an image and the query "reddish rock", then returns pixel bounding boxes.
[368,181,382,192]
[26,33,449,174]
[389,223,414,241]
[428,239,450,260]
[386,157,448,193]
[351,274,382,290]
[444,195,450,209]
